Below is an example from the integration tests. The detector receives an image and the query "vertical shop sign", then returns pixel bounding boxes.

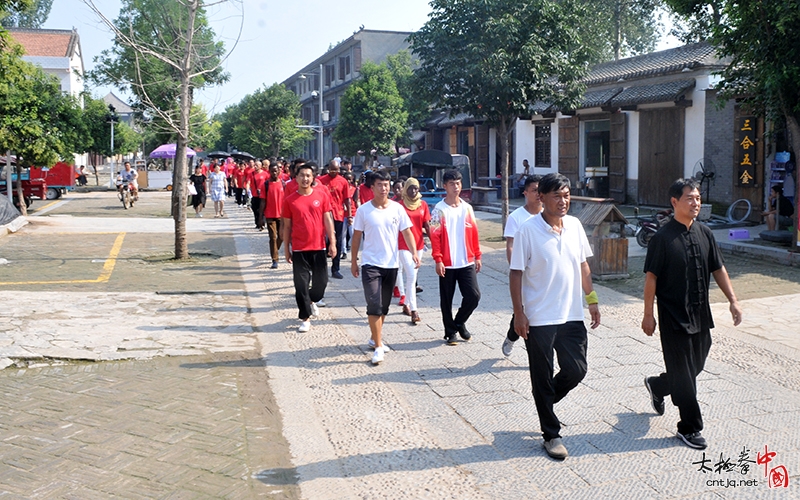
[737,116,756,186]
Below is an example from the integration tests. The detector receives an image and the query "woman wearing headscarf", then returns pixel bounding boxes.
[397,177,431,324]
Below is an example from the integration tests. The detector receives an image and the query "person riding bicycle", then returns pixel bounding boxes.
[116,162,139,200]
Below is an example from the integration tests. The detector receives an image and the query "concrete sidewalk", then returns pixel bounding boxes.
[1,202,798,498]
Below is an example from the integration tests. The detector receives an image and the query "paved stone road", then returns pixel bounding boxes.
[0,192,798,498]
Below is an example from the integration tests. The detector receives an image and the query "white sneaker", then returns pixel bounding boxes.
[310,302,320,317]
[371,346,385,364]
[316,299,327,307]
[367,339,390,352]
[502,338,515,357]
[298,320,311,333]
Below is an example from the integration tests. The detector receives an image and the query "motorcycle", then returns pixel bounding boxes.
[635,209,673,248]
[116,180,136,209]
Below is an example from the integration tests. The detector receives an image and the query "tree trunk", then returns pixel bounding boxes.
[14,164,27,217]
[171,0,199,260]
[786,113,800,249]
[498,118,514,229]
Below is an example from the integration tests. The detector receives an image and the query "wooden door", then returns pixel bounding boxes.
[559,116,579,187]
[638,108,684,206]
[609,113,626,203]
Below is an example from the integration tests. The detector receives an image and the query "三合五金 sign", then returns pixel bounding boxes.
[737,116,756,186]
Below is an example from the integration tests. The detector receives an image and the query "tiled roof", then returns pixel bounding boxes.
[103,92,134,114]
[609,79,696,107]
[586,42,718,86]
[581,88,623,108]
[7,28,80,58]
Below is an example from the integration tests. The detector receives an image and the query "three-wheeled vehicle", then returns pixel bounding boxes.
[391,150,472,204]
[0,164,47,210]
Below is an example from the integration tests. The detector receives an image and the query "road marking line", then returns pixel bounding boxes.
[0,232,126,285]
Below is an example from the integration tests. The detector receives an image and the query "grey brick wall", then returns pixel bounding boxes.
[703,91,736,204]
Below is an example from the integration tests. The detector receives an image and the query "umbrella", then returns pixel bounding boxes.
[231,151,255,161]
[206,151,230,159]
[149,143,197,158]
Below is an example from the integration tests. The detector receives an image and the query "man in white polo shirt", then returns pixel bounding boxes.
[501,174,541,357]
[509,173,601,460]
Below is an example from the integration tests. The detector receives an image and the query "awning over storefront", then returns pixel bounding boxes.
[609,79,696,108]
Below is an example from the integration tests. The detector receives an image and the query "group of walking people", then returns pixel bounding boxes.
[193,153,743,461]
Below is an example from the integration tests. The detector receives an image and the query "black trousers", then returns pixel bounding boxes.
[648,325,712,435]
[251,197,265,229]
[507,314,519,342]
[292,250,328,320]
[438,265,481,336]
[234,187,244,206]
[523,321,588,441]
[331,220,344,273]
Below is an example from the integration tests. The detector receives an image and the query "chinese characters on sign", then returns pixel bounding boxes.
[737,116,757,187]
[694,444,790,490]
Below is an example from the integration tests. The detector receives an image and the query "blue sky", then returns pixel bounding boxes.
[44,0,679,116]
[45,0,433,114]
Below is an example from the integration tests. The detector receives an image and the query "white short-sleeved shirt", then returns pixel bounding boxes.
[510,214,593,326]
[504,205,540,239]
[354,200,412,268]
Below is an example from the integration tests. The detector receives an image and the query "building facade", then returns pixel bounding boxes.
[425,42,778,212]
[282,29,412,165]
[8,28,85,100]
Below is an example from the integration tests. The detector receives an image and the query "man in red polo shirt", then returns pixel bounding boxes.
[317,160,351,279]
[251,160,269,230]
[265,162,284,268]
[282,163,336,333]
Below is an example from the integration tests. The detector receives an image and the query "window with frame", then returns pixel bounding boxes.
[339,56,350,80]
[325,65,335,87]
[313,104,320,124]
[325,99,335,120]
[534,124,551,169]
[457,130,470,156]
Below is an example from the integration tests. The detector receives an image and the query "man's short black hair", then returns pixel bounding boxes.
[668,178,700,201]
[296,163,316,177]
[363,171,375,187]
[538,173,570,195]
[523,175,542,191]
[442,169,462,184]
[372,170,392,183]
[342,159,352,166]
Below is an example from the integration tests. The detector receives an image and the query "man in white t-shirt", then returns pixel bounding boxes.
[501,175,541,357]
[509,173,601,460]
[351,170,419,365]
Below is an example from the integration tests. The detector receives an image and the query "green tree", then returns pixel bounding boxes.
[85,0,231,259]
[0,0,52,28]
[578,0,664,61]
[410,0,593,224]
[189,104,220,152]
[81,94,140,183]
[664,0,723,43]
[219,83,309,158]
[385,50,430,132]
[334,61,408,158]
[0,43,88,213]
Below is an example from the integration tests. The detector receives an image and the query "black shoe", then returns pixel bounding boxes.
[341,253,347,260]
[416,286,423,293]
[457,325,472,341]
[444,332,458,346]
[644,377,665,415]
[331,271,344,279]
[677,431,707,450]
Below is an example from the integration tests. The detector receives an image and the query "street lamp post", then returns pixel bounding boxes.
[107,105,118,188]
[297,63,328,164]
